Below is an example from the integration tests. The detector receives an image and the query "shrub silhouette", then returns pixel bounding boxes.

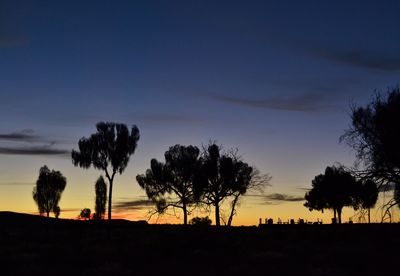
[189,216,212,226]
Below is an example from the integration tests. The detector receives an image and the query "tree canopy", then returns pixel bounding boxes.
[305,165,360,224]
[32,165,67,217]
[194,143,255,226]
[341,88,400,208]
[72,122,140,220]
[136,145,200,225]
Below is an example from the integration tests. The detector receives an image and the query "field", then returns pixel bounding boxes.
[0,212,398,275]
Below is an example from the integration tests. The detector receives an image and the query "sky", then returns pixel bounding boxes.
[1,0,399,225]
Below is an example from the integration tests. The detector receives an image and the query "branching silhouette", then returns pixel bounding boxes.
[227,168,271,226]
[194,143,255,227]
[71,122,140,221]
[137,145,200,225]
[341,87,400,212]
[32,165,67,218]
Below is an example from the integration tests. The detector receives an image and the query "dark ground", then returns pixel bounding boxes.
[0,212,398,276]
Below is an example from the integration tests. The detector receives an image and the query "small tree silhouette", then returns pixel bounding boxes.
[32,165,67,217]
[79,208,91,220]
[72,122,139,221]
[94,176,107,220]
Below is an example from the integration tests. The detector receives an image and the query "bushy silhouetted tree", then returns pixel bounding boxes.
[33,165,67,217]
[358,179,379,223]
[137,145,200,225]
[94,176,107,220]
[194,143,255,227]
[189,216,212,226]
[71,122,139,221]
[341,87,400,208]
[79,208,91,220]
[305,165,360,224]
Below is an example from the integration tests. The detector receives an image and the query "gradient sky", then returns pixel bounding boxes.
[1,0,399,225]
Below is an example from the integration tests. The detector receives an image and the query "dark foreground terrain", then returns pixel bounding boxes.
[0,212,398,276]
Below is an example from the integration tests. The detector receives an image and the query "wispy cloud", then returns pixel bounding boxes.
[114,199,154,211]
[0,130,39,142]
[0,130,69,156]
[304,45,400,73]
[249,193,304,205]
[133,113,207,124]
[208,93,333,113]
[0,146,69,156]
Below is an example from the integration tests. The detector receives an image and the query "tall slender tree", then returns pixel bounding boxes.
[72,122,139,221]
[33,165,67,217]
[137,145,200,225]
[94,176,107,220]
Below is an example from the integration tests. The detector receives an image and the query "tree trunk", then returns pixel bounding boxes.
[368,208,371,224]
[215,200,220,227]
[333,209,337,224]
[182,201,188,225]
[108,178,113,221]
[46,211,50,218]
[227,194,239,227]
[337,208,342,224]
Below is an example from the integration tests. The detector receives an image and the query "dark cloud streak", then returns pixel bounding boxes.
[0,131,39,142]
[0,146,69,156]
[248,193,304,205]
[304,44,400,73]
[209,93,333,113]
[114,199,154,210]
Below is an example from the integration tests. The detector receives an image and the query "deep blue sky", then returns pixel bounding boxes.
[1,0,399,224]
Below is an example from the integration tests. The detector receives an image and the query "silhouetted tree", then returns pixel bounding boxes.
[341,88,400,209]
[194,143,254,227]
[94,176,107,220]
[305,165,360,224]
[189,216,212,226]
[54,206,60,219]
[33,165,67,217]
[79,208,91,220]
[226,168,271,226]
[71,122,139,221]
[137,145,200,225]
[358,179,379,223]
